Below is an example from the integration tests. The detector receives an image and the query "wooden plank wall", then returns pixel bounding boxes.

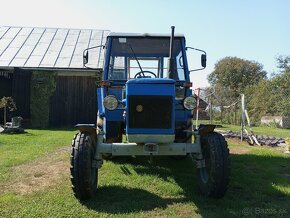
[49,76,97,127]
[0,70,13,123]
[12,68,31,120]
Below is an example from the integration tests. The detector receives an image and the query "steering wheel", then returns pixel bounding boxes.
[134,71,157,78]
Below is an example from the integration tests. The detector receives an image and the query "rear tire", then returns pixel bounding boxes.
[70,132,98,200]
[197,132,230,198]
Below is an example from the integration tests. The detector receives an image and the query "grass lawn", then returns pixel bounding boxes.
[0,129,289,217]
[215,124,290,139]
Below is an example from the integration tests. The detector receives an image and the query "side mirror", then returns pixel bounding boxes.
[83,50,89,65]
[201,54,207,68]
[186,47,207,72]
[82,45,104,69]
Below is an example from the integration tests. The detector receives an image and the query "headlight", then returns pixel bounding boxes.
[103,95,118,110]
[183,96,197,110]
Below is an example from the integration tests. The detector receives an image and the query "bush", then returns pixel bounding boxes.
[30,71,56,128]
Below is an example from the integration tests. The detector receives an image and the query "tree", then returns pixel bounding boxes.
[208,57,267,98]
[245,55,290,123]
[208,57,267,124]
[276,55,290,72]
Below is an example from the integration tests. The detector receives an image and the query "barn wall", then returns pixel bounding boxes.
[0,71,12,97]
[49,75,98,127]
[12,68,31,120]
[0,70,13,123]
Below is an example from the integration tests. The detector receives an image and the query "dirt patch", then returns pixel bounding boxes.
[230,146,251,155]
[1,147,70,195]
[226,138,252,154]
[227,137,249,145]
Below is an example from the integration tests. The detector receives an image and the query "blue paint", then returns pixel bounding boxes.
[126,79,175,96]
[97,88,104,115]
[105,109,124,121]
[126,78,175,84]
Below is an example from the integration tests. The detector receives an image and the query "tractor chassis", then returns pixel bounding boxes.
[71,124,230,199]
[93,129,205,170]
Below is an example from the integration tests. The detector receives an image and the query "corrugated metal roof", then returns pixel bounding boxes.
[0,26,110,69]
[109,32,185,37]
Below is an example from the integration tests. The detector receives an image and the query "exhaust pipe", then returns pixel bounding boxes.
[167,26,176,79]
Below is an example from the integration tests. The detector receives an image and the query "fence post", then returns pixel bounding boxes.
[241,94,245,141]
[195,88,200,129]
[209,98,212,124]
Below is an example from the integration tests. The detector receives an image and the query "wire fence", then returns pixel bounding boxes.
[193,86,290,129]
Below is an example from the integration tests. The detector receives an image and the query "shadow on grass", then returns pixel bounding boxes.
[83,185,182,214]
[83,153,290,216]
[27,127,77,131]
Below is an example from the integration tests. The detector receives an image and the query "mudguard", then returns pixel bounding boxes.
[75,124,97,137]
[198,124,221,136]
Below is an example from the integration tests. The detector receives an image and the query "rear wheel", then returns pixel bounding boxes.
[70,132,98,200]
[197,132,230,198]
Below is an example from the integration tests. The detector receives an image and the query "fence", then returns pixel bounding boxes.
[193,86,290,129]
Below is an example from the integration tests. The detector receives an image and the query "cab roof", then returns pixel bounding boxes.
[108,32,185,38]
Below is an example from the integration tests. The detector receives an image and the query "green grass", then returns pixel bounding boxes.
[0,129,289,217]
[0,129,77,182]
[215,124,290,138]
[198,120,290,138]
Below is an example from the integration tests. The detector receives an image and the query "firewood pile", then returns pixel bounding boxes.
[222,130,286,147]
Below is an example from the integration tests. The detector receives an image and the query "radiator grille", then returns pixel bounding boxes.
[128,95,172,129]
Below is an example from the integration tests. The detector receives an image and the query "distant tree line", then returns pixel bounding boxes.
[207,55,290,125]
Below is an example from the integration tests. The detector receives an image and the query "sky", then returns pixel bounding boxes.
[0,0,289,88]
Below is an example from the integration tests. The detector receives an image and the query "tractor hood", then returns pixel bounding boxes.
[126,78,175,85]
[125,77,175,143]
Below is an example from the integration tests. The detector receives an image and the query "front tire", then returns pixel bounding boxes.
[197,132,230,198]
[70,132,98,200]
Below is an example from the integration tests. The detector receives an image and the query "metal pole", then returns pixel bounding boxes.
[196,88,200,129]
[168,26,175,79]
[209,97,212,124]
[241,94,245,141]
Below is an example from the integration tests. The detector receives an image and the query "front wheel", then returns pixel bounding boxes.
[70,132,98,200]
[197,132,230,198]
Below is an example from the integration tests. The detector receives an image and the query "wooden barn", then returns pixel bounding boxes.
[0,26,109,127]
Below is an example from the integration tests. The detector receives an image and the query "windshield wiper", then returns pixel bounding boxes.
[128,44,145,77]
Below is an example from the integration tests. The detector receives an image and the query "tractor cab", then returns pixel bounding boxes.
[99,32,203,143]
[105,33,188,82]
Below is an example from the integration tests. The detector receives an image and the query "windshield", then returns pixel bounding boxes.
[107,37,186,81]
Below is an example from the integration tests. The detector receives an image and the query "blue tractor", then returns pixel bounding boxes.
[70,27,230,200]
